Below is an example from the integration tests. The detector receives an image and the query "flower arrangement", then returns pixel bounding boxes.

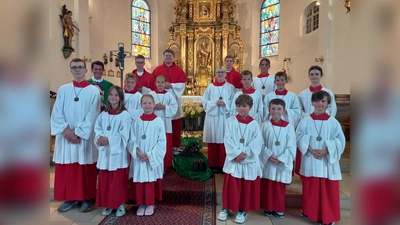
[182,99,203,119]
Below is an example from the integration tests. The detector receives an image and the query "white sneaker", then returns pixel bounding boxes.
[116,204,125,217]
[102,208,113,216]
[235,211,247,224]
[136,204,146,216]
[218,208,230,221]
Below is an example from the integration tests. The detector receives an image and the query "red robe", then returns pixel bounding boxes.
[132,69,156,93]
[226,68,242,89]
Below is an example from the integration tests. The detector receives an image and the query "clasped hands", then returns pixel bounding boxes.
[96,136,109,146]
[234,152,247,163]
[308,147,328,159]
[136,147,149,162]
[216,100,225,107]
[154,103,166,110]
[64,126,81,144]
[268,156,281,165]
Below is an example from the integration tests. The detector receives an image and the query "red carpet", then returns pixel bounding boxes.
[99,167,216,225]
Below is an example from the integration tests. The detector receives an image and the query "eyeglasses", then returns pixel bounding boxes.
[216,71,226,74]
[70,66,85,70]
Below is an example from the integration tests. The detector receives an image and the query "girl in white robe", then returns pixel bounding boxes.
[202,66,235,172]
[151,75,178,168]
[218,94,262,224]
[124,73,143,120]
[94,86,132,217]
[230,70,264,125]
[252,58,276,99]
[260,98,296,219]
[296,91,345,225]
[128,94,166,217]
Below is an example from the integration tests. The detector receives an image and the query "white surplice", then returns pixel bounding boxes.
[223,116,262,180]
[259,120,296,184]
[94,110,132,171]
[168,83,186,119]
[128,116,166,182]
[252,75,276,96]
[296,115,345,180]
[263,90,302,127]
[124,92,143,120]
[230,90,264,125]
[51,84,100,164]
[298,87,337,118]
[201,83,235,143]
[150,91,178,133]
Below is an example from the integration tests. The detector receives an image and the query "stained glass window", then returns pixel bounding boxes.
[132,0,150,58]
[306,4,319,34]
[260,0,280,57]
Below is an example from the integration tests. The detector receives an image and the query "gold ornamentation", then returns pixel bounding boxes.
[194,0,217,22]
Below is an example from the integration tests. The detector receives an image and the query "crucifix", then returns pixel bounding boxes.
[110,43,132,86]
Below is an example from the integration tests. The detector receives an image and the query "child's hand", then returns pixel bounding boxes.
[136,147,149,161]
[216,100,225,107]
[97,136,109,146]
[268,156,280,164]
[234,152,247,162]
[154,103,165,110]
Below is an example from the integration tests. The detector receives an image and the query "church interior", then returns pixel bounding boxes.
[49,0,352,224]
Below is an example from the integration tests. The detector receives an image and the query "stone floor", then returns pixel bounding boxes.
[49,132,351,225]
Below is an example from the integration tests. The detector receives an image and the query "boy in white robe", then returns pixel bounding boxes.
[296,65,337,175]
[260,98,296,219]
[124,73,143,120]
[252,58,276,100]
[150,75,178,168]
[202,66,235,173]
[94,86,132,217]
[128,94,166,216]
[230,70,264,125]
[263,71,301,128]
[218,94,262,224]
[51,58,100,212]
[296,90,345,225]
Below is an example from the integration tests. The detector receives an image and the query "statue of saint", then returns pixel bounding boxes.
[198,41,211,68]
[60,5,79,49]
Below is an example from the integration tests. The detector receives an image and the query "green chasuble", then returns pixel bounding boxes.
[87,78,114,106]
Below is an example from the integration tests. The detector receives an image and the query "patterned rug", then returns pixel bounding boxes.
[99,167,216,225]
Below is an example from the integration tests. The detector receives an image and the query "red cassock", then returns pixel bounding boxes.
[260,179,286,212]
[129,179,163,206]
[96,168,129,209]
[207,143,226,168]
[132,69,157,92]
[222,174,260,212]
[226,68,242,89]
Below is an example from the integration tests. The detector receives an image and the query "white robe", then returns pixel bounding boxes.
[51,83,100,164]
[259,120,296,184]
[298,87,337,118]
[124,92,143,120]
[168,83,186,119]
[263,91,302,127]
[94,110,132,171]
[230,90,264,125]
[201,83,235,143]
[150,91,178,133]
[252,75,276,96]
[128,116,166,182]
[296,115,345,180]
[223,116,262,180]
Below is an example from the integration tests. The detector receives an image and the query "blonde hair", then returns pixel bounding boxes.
[156,75,166,82]
[124,73,137,81]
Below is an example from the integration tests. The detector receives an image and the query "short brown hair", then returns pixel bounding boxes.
[259,58,270,67]
[163,49,175,56]
[235,94,253,107]
[311,90,331,104]
[156,75,166,82]
[240,70,253,79]
[69,58,86,69]
[141,94,155,104]
[275,71,288,81]
[124,73,137,81]
[135,55,145,60]
[224,55,234,61]
[269,98,286,109]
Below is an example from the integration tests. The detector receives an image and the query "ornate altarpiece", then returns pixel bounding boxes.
[166,0,244,95]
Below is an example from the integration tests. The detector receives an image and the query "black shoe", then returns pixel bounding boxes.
[263,209,273,217]
[80,200,93,212]
[192,160,199,172]
[58,200,78,212]
[273,211,285,219]
[301,213,309,220]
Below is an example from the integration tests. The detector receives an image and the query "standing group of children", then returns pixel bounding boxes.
[201,57,345,225]
[51,58,178,218]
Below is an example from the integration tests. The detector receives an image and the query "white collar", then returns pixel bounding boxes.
[92,76,103,83]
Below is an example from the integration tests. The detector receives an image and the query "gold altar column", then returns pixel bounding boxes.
[180,25,187,73]
[187,32,194,78]
[215,32,222,67]
[222,31,229,60]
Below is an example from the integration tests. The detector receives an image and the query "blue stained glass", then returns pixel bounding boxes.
[261,31,279,45]
[261,4,280,20]
[260,0,280,57]
[261,17,279,33]
[261,43,278,57]
[262,0,279,8]
[132,0,150,58]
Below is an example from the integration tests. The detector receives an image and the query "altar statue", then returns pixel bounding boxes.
[198,41,211,68]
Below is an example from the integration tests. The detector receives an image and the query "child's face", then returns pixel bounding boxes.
[125,78,136,91]
[240,75,252,88]
[70,62,87,81]
[259,61,270,74]
[312,96,329,114]
[236,103,252,118]
[224,58,234,69]
[156,79,166,91]
[108,88,120,107]
[274,76,287,90]
[141,96,155,114]
[268,104,285,121]
[308,69,322,84]
[215,70,226,82]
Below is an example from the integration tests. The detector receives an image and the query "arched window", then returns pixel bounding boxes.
[132,0,151,58]
[305,3,319,34]
[260,0,280,57]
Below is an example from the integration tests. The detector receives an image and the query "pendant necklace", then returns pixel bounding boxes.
[313,115,325,141]
[156,94,165,106]
[217,85,224,100]
[73,86,84,102]
[272,120,282,146]
[124,93,133,108]
[141,120,151,139]
[238,119,248,144]
[107,113,116,131]
[260,77,267,89]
